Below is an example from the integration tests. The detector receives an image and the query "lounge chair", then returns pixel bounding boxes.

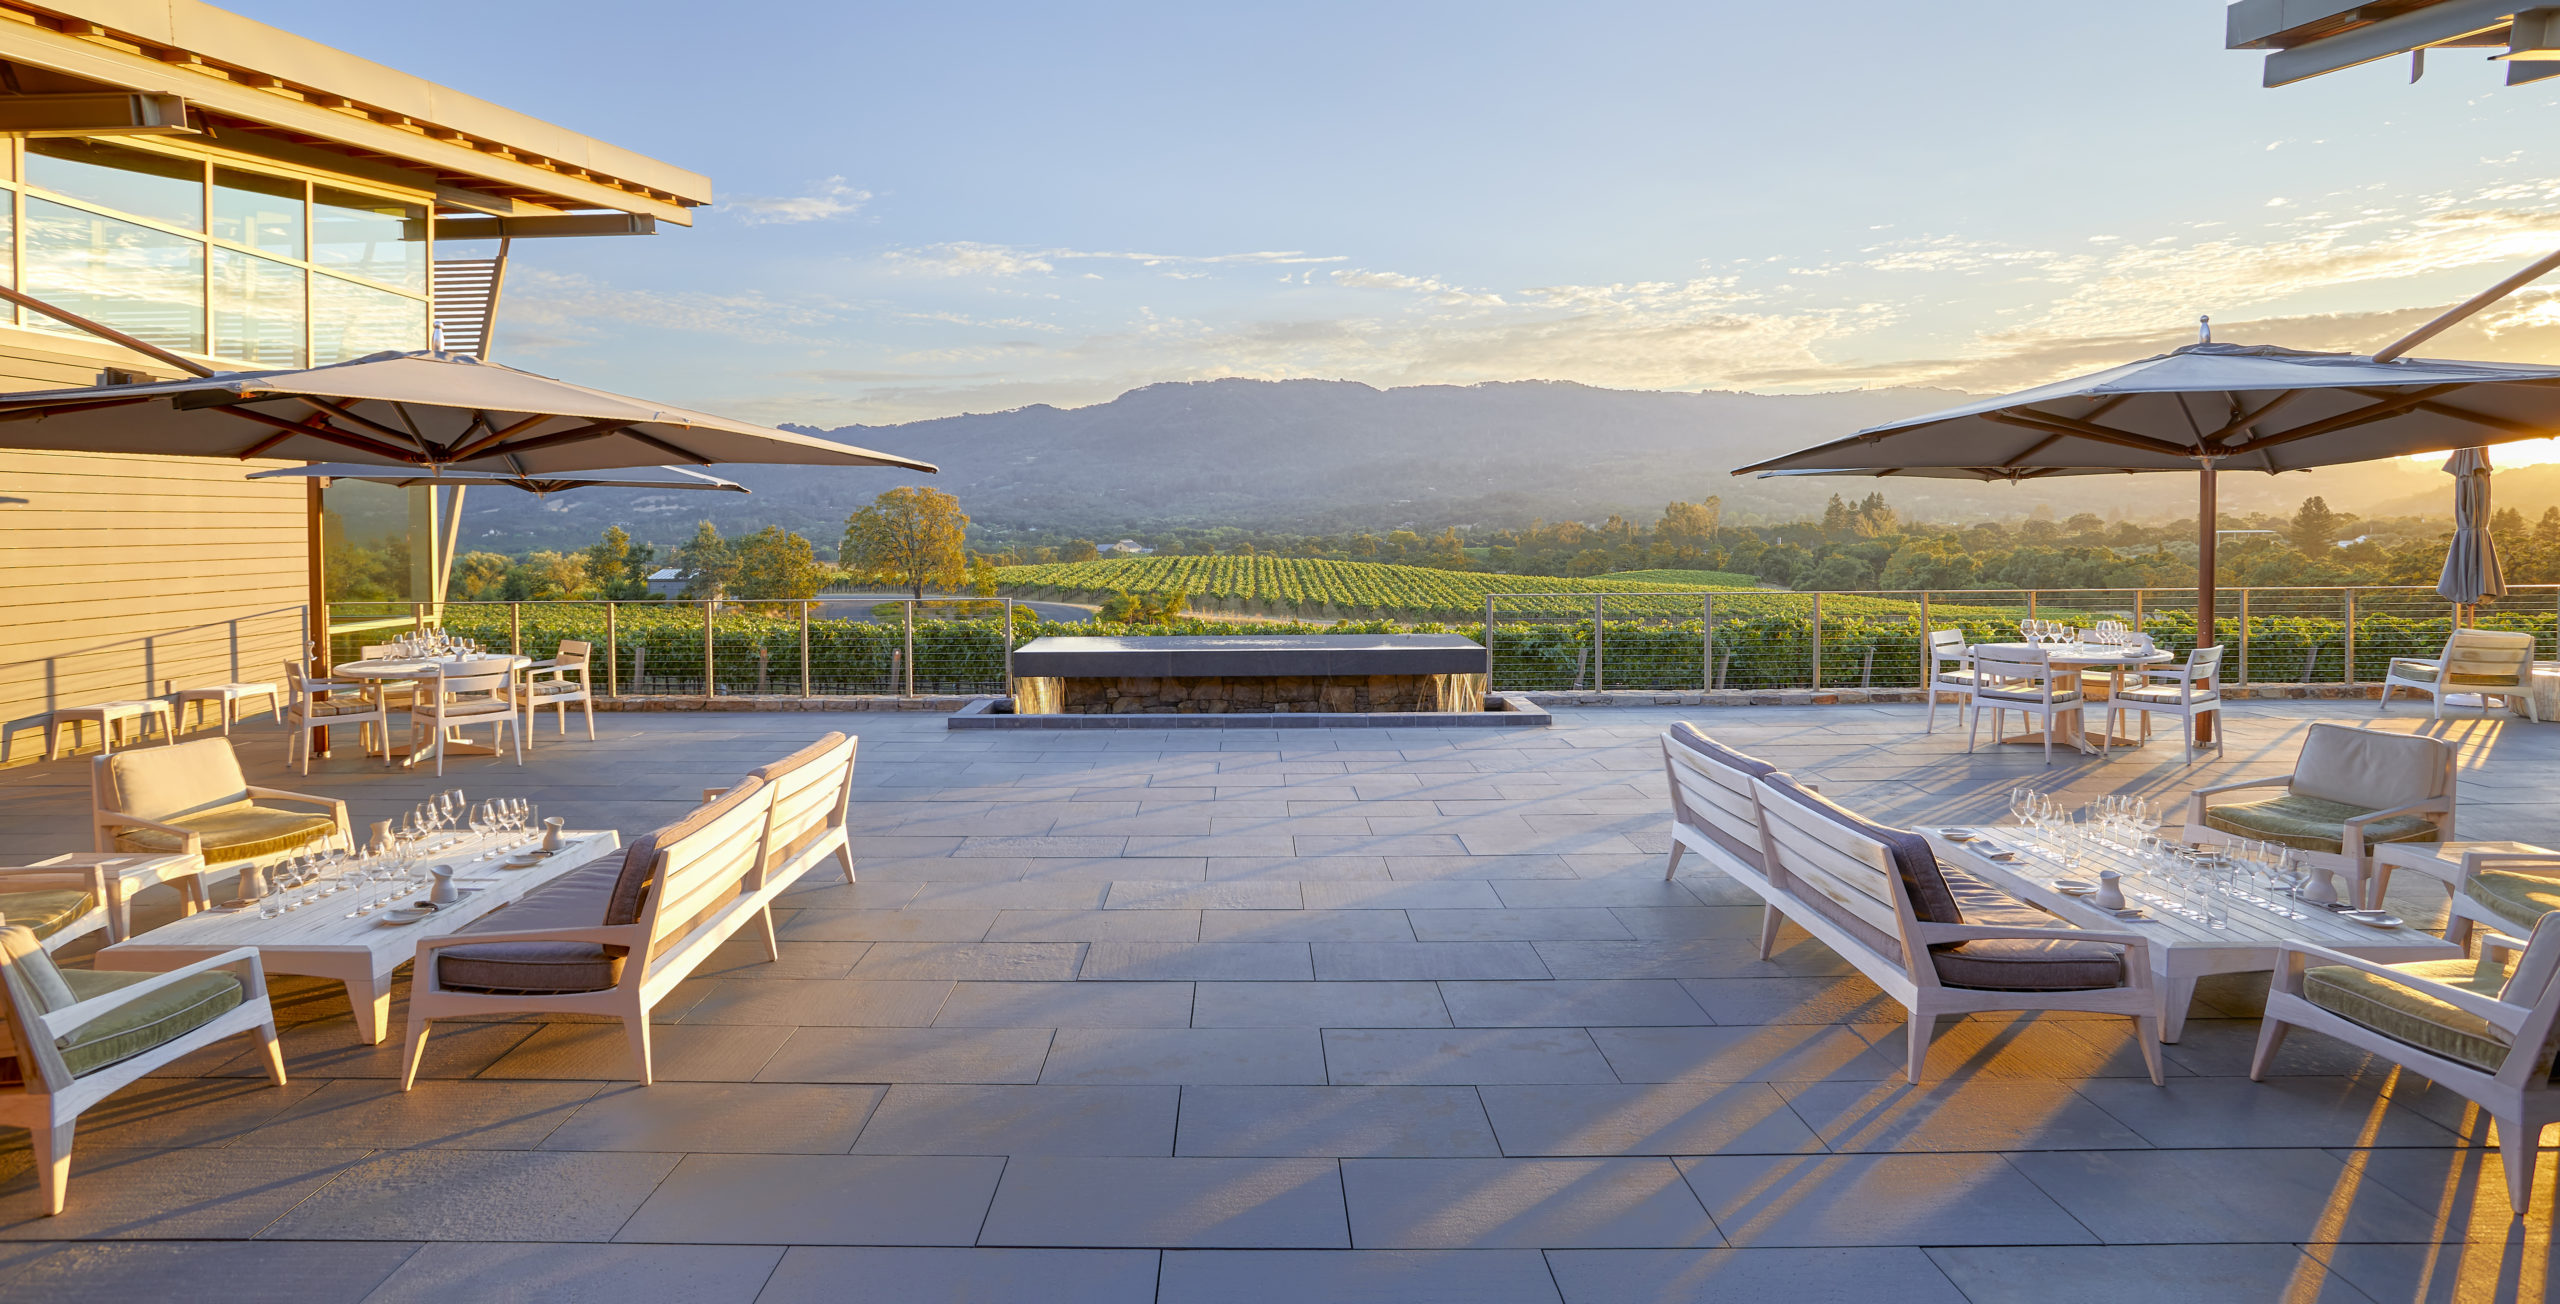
[2381,627,2537,721]
[90,737,349,883]
[2183,722,2454,909]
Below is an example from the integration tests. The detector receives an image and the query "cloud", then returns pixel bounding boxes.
[496,269,852,349]
[1330,268,1505,306]
[726,177,872,225]
[883,242,1344,279]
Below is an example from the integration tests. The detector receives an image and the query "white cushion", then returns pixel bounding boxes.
[100,737,251,822]
[2291,723,2449,808]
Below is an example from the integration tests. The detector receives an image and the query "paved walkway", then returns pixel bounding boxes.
[0,701,2549,1301]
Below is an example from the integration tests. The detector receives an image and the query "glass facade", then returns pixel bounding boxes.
[7,139,429,365]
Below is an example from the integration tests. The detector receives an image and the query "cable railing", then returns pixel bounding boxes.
[320,585,2560,699]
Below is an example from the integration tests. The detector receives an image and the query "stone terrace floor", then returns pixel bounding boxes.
[0,700,2552,1302]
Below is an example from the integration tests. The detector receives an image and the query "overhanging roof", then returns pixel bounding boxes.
[2227,1,2560,87]
[0,0,710,224]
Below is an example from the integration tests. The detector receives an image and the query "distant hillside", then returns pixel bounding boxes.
[393,377,2460,552]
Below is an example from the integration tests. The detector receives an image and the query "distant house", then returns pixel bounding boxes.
[1107,540,1155,555]
[646,567,687,597]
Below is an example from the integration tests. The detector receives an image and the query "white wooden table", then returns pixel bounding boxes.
[331,655,529,766]
[18,851,208,942]
[1971,642,2175,755]
[96,828,621,1044]
[1925,824,2459,1041]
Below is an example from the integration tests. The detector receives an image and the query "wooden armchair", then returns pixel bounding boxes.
[0,925,285,1214]
[2255,913,2560,1215]
[2382,628,2538,722]
[2182,722,2454,909]
[90,737,348,880]
[0,862,110,952]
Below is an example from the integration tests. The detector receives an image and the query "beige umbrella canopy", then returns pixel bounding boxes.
[245,462,750,496]
[0,350,935,475]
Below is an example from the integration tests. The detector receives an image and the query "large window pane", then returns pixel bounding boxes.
[213,168,303,259]
[311,273,426,363]
[312,187,425,292]
[213,249,305,368]
[24,197,205,352]
[26,139,201,231]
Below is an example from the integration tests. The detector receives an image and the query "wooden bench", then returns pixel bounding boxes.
[707,732,859,958]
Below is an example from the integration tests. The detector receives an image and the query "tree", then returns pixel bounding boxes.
[732,526,828,601]
[1062,539,1100,563]
[2288,496,2352,554]
[674,521,737,600]
[451,551,511,600]
[583,525,656,600]
[1804,552,1874,591]
[1880,537,1979,590]
[843,486,970,599]
[502,550,588,600]
[1657,498,1722,547]
[1565,548,1613,577]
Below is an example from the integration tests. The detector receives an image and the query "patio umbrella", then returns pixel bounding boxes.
[1733,341,2560,650]
[0,350,936,475]
[2436,446,2508,614]
[244,463,750,496]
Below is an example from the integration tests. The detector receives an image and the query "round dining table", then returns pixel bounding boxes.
[330,654,530,766]
[1970,641,2175,756]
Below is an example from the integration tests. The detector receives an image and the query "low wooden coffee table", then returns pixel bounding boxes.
[1926,825,2460,1041]
[96,829,621,1044]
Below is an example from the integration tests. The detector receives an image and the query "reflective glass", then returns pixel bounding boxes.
[213,168,304,259]
[312,186,425,292]
[311,272,426,363]
[213,248,305,367]
[24,197,204,352]
[25,139,201,231]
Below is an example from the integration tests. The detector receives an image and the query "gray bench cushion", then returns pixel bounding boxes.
[1931,867,2127,992]
[436,856,626,994]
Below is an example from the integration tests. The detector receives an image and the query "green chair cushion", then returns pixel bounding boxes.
[120,804,336,865]
[2466,870,2560,935]
[0,890,96,941]
[2202,792,2440,856]
[2388,659,2521,688]
[2303,956,2517,1074]
[55,967,243,1077]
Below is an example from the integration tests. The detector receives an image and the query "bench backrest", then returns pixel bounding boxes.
[605,778,773,970]
[1659,724,1774,872]
[749,732,857,876]
[1751,774,1915,948]
[2441,628,2534,683]
[93,736,251,823]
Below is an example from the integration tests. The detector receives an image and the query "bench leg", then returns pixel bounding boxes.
[1662,841,1685,882]
[1904,1010,1936,1084]
[254,1018,287,1086]
[626,1016,655,1087]
[1756,902,1784,961]
[2134,1015,2164,1086]
[30,1119,73,1217]
[834,843,857,886]
[2248,1016,2291,1081]
[756,906,780,962]
[2499,1117,2542,1216]
[400,1016,433,1091]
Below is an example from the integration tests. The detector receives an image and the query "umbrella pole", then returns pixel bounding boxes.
[2196,461,2217,746]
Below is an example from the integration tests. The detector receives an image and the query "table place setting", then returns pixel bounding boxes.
[224,788,559,929]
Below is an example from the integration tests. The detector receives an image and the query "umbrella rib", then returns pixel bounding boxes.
[620,427,713,466]
[444,412,557,464]
[286,396,420,450]
[2396,397,2544,438]
[2220,384,2469,456]
[2206,388,2303,442]
[2004,431,2070,466]
[0,395,155,422]
[211,404,418,462]
[476,419,641,459]
[1981,410,2194,458]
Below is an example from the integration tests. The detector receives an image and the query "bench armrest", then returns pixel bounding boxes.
[1910,920,2153,956]
[40,946,267,1038]
[93,812,204,856]
[0,866,109,896]
[2342,797,2452,827]
[413,923,647,954]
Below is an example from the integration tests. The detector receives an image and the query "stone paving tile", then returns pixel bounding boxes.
[1677,1153,2095,1248]
[1382,854,1578,880]
[1189,981,1451,1029]
[1545,1248,1974,1303]
[480,1023,795,1083]
[979,1157,1350,1248]
[2070,1076,2470,1149]
[55,1075,322,1150]
[616,1154,1007,1245]
[985,909,1201,942]
[777,909,996,941]
[263,1150,681,1242]
[1439,979,1712,1028]
[1478,1083,1824,1157]
[2000,1149,2453,1244]
[1080,942,1313,981]
[1774,1080,2151,1153]
[1341,1157,1720,1248]
[1324,1029,1618,1085]
[1312,942,1550,981]
[755,1027,1055,1084]
[853,1084,1178,1156]
[694,938,872,981]
[1207,855,1392,881]
[1175,1086,1501,1158]
[1041,1028,1328,1085]
[756,1247,1162,1304]
[232,1079,599,1150]
[1198,908,1414,942]
[538,1082,885,1154]
[1487,879,1705,911]
[673,978,954,1027]
[1406,908,1633,941]
[0,1147,371,1240]
[1923,1245,2376,1304]
[1535,938,1853,980]
[1676,976,1902,1026]
[1159,1249,1561,1303]
[906,881,1109,910]
[848,942,1085,981]
[1300,880,1505,910]
[1105,880,1302,910]
[934,980,1197,1028]
[1608,906,1765,940]
[0,1241,420,1304]
[1589,1025,1906,1083]
[358,1243,783,1303]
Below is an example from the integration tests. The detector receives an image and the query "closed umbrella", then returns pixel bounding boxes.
[2436,447,2507,615]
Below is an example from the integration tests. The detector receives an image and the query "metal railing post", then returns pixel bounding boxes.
[2132,588,2143,632]
[1702,592,1714,691]
[2026,590,2037,623]
[1917,592,1930,689]
[510,602,522,655]
[412,600,426,633]
[904,600,916,697]
[1004,599,1016,693]
[2343,589,2357,684]
[605,601,619,698]
[704,600,716,697]
[800,600,813,696]
[1485,595,1496,692]
[1591,595,1604,692]
[1811,592,1824,690]
[2237,589,2251,685]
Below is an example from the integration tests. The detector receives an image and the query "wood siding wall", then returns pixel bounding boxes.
[0,329,309,767]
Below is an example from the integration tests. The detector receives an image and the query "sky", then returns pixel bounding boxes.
[238,1,2560,458]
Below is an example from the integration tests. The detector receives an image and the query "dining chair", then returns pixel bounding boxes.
[2105,644,2225,763]
[1923,628,1977,734]
[355,644,421,712]
[282,662,392,774]
[1966,644,2083,766]
[410,662,523,776]
[514,639,596,746]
